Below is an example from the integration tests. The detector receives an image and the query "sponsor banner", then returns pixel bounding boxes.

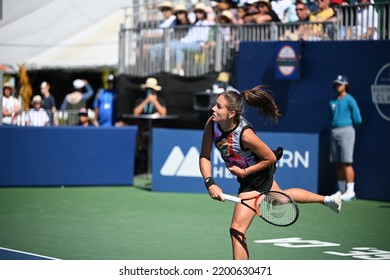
[152,128,319,193]
[275,42,300,80]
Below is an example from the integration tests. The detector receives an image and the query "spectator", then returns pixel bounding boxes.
[144,1,177,38]
[252,0,281,23]
[157,1,177,28]
[93,74,117,127]
[333,0,357,40]
[25,95,50,127]
[283,1,299,23]
[60,79,94,111]
[133,78,167,116]
[60,79,93,126]
[213,0,239,24]
[329,75,362,201]
[170,2,214,76]
[174,3,192,27]
[205,10,234,50]
[2,82,20,125]
[236,4,248,24]
[77,107,95,127]
[283,0,312,40]
[356,0,379,39]
[272,0,296,22]
[147,2,184,73]
[295,1,312,22]
[133,77,167,174]
[309,0,337,39]
[40,81,58,126]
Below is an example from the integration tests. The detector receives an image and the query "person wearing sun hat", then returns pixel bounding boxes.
[329,74,362,202]
[25,95,50,126]
[170,2,213,76]
[173,2,191,26]
[133,77,167,116]
[156,1,177,28]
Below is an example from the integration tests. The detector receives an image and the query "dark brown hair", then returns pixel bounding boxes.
[221,85,281,122]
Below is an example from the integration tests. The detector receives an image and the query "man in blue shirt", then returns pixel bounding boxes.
[329,75,362,201]
[93,74,117,127]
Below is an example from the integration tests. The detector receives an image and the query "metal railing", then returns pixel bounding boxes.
[118,3,390,77]
[6,109,95,127]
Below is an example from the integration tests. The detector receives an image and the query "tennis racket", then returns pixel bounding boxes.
[222,191,299,227]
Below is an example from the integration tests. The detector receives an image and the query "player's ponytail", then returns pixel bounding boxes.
[240,86,281,121]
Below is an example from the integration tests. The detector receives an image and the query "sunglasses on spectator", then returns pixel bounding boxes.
[296,8,305,11]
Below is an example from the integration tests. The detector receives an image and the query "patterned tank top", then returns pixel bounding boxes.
[212,116,259,169]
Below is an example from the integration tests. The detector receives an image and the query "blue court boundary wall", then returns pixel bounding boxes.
[0,126,138,186]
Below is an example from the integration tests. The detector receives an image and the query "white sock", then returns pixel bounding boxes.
[346,182,355,194]
[324,196,331,205]
[338,180,346,193]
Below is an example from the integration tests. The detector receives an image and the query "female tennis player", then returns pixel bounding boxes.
[199,87,342,260]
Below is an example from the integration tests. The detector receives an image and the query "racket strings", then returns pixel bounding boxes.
[259,192,298,226]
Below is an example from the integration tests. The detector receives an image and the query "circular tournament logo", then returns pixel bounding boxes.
[276,45,297,77]
[371,63,390,121]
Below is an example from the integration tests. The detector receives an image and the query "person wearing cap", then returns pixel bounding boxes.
[60,79,94,125]
[133,77,167,116]
[40,81,58,126]
[77,107,94,127]
[93,74,117,127]
[25,95,50,127]
[329,75,362,201]
[2,82,21,125]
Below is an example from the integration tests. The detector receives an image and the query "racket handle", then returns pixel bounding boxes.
[222,193,242,203]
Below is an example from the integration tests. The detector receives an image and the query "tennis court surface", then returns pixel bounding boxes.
[0,178,389,260]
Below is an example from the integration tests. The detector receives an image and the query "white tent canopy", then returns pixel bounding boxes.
[0,0,131,71]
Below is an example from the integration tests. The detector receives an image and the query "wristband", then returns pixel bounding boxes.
[204,177,216,190]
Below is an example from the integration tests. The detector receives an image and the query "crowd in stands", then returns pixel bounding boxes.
[147,0,381,40]
[2,74,119,128]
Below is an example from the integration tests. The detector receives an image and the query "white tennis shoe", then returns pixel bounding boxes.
[325,192,342,213]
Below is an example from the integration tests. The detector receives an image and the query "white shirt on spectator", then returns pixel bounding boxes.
[180,19,213,44]
[2,95,20,125]
[356,5,378,39]
[26,108,50,126]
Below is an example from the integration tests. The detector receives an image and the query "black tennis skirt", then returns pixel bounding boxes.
[236,164,276,194]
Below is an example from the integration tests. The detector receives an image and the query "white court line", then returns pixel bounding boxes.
[0,247,59,260]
